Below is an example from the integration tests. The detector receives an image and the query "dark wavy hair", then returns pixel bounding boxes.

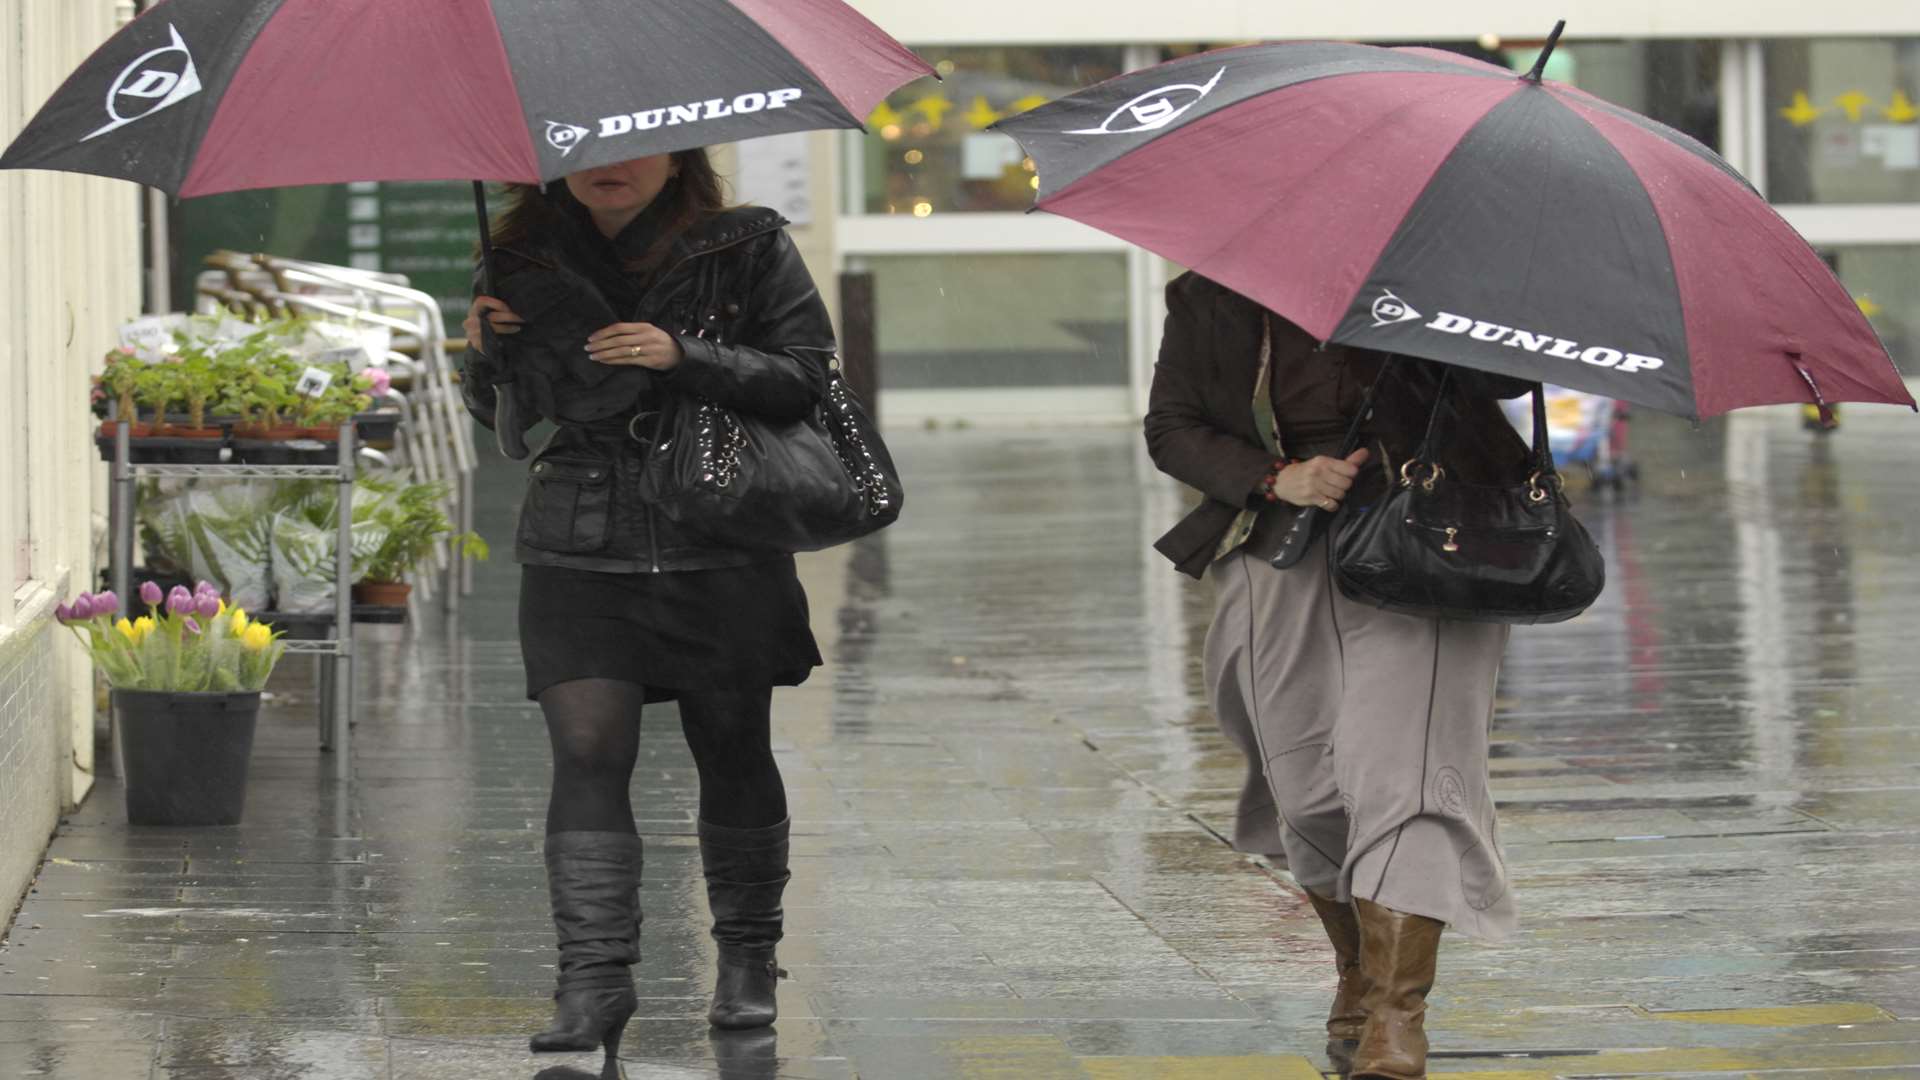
[486,148,728,273]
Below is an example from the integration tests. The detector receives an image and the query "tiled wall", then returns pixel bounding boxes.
[0,622,58,924]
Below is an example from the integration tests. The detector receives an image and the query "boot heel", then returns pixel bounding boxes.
[599,1015,629,1079]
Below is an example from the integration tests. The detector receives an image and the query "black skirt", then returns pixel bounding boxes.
[519,560,822,702]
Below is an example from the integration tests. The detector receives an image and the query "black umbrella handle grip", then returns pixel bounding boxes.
[493,389,531,461]
[473,180,531,461]
[1269,505,1326,570]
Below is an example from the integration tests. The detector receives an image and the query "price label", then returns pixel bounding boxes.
[295,366,335,399]
[118,314,183,362]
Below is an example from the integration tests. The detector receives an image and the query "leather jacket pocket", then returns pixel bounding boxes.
[520,456,614,554]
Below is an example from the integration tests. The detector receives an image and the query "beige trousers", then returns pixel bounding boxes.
[1205,542,1517,941]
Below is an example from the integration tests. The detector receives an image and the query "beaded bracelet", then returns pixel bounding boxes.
[1259,459,1291,503]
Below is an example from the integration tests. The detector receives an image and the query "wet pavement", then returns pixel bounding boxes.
[3,404,1919,1078]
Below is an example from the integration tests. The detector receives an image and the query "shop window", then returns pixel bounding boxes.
[864,253,1129,388]
[1766,38,1920,205]
[858,46,1125,216]
[1824,245,1920,376]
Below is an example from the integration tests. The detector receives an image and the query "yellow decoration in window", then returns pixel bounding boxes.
[868,101,905,133]
[1886,91,1919,123]
[1856,295,1882,318]
[911,93,955,131]
[1779,91,1823,127]
[965,96,1004,131]
[1009,95,1052,118]
[1832,90,1873,123]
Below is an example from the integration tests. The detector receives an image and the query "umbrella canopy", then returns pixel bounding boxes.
[994,36,1914,419]
[0,0,933,195]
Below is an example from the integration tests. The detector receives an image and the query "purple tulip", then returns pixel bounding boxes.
[195,593,221,619]
[183,616,202,636]
[195,580,219,599]
[73,594,98,620]
[54,601,75,625]
[94,591,121,617]
[139,581,164,608]
[166,586,194,616]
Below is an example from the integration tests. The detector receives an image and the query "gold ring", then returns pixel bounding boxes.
[630,346,642,359]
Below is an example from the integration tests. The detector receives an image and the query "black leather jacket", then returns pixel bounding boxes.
[463,207,835,574]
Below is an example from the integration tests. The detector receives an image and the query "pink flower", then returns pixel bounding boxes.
[139,581,164,607]
[367,369,393,397]
[115,346,137,357]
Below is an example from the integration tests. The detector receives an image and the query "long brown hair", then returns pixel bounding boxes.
[486,148,728,273]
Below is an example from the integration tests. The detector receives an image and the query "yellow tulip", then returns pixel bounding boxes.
[242,623,273,652]
[133,616,156,640]
[229,609,249,636]
[116,617,138,644]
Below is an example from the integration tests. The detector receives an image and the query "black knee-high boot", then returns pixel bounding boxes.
[699,818,790,1030]
[531,832,643,1065]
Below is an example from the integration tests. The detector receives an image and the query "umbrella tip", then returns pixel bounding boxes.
[1524,20,1568,83]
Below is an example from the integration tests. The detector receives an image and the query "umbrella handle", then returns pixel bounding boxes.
[1269,355,1399,570]
[473,181,531,460]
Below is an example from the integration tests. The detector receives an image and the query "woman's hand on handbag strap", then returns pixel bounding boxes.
[463,296,524,357]
[586,322,685,371]
[1272,448,1370,512]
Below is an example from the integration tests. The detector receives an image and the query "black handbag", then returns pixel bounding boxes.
[639,360,904,553]
[1329,369,1605,625]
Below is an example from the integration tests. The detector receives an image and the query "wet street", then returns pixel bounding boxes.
[3,405,1919,1078]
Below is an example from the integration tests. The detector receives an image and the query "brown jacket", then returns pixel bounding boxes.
[1145,272,1535,578]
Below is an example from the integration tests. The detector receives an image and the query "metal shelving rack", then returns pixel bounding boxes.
[107,420,359,781]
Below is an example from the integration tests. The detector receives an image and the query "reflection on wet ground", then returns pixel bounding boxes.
[3,406,1917,1078]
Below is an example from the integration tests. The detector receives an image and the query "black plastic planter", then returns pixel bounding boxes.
[113,690,261,826]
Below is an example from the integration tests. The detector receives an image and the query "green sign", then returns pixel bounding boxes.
[172,180,479,335]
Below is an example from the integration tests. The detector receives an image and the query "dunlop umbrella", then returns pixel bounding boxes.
[994,25,1913,419]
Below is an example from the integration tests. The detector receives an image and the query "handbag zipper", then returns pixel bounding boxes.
[1406,521,1557,554]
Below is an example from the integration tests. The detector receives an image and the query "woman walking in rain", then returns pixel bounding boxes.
[462,149,833,1057]
[1145,272,1532,1079]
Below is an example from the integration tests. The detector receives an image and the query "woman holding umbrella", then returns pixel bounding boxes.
[462,150,831,1056]
[1146,278,1532,1077]
[1002,30,1910,1077]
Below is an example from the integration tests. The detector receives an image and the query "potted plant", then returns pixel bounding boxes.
[303,376,373,441]
[58,581,287,826]
[97,347,158,438]
[352,478,488,608]
[159,348,223,437]
[230,358,302,441]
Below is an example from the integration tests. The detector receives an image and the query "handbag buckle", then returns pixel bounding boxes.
[628,410,661,447]
[1527,470,1561,503]
[1400,461,1444,492]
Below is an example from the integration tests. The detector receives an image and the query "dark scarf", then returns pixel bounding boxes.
[546,179,682,318]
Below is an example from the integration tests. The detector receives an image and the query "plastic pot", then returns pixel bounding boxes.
[351,581,412,607]
[113,689,260,826]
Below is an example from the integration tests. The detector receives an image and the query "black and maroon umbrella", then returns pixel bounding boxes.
[0,0,931,194]
[994,29,1914,419]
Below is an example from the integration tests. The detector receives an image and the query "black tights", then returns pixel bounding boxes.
[538,679,788,834]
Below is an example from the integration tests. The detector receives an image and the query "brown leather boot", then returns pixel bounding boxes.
[1305,890,1369,1075]
[1351,898,1444,1080]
